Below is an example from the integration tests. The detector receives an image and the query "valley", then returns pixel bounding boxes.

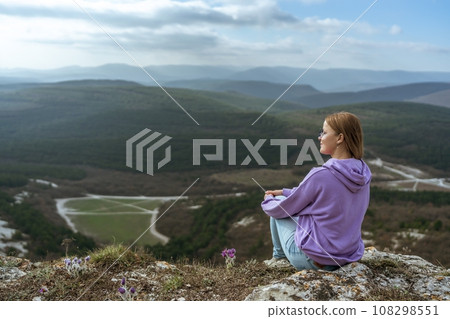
[0,79,448,268]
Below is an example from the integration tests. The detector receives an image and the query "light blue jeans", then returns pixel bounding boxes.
[270,216,339,271]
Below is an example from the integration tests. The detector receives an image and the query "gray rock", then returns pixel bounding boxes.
[245,247,450,301]
[0,267,27,282]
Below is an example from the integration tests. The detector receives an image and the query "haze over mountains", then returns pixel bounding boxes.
[2,63,450,92]
[167,80,450,109]
[2,64,450,110]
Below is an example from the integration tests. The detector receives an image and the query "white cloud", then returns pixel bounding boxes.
[0,0,447,71]
[0,0,300,28]
[389,24,402,35]
[300,16,346,32]
[0,0,349,54]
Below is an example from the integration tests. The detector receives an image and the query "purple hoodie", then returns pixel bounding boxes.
[261,158,372,266]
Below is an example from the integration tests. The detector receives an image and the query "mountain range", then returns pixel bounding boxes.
[2,63,450,92]
[0,80,449,173]
[166,79,450,109]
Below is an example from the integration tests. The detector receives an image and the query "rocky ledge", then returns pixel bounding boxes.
[246,247,450,301]
[1,247,449,301]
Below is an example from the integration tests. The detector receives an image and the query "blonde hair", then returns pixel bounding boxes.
[325,112,364,159]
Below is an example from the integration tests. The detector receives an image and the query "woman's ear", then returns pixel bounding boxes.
[337,133,345,145]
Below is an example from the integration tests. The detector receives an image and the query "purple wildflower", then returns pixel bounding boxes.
[227,248,236,258]
[221,248,236,258]
[221,248,236,269]
[85,256,91,262]
[130,287,136,294]
[221,249,228,258]
[39,287,48,294]
[121,277,126,286]
[118,287,126,294]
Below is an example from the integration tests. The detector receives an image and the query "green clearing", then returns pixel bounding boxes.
[65,198,163,213]
[64,197,166,246]
[70,213,160,246]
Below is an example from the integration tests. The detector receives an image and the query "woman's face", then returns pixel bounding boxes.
[318,121,339,156]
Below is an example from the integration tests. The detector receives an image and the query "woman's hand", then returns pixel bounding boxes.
[264,189,283,199]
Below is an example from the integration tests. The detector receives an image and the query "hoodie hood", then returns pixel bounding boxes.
[323,158,372,193]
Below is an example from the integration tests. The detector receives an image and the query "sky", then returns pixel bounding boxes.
[0,0,449,71]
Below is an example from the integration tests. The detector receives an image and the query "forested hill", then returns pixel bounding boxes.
[0,80,448,175]
[278,102,450,172]
[0,81,302,174]
[166,80,450,109]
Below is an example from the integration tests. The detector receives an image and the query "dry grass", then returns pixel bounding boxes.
[359,258,427,301]
[2,244,446,301]
[0,245,294,301]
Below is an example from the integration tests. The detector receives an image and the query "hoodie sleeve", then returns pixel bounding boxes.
[282,187,295,197]
[261,169,322,219]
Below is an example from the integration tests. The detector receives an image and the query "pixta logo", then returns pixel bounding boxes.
[126,129,324,175]
[193,139,324,166]
[126,128,172,176]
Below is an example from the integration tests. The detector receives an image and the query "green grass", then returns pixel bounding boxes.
[62,197,167,246]
[65,198,163,213]
[70,213,160,246]
[66,198,128,212]
[128,199,164,210]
